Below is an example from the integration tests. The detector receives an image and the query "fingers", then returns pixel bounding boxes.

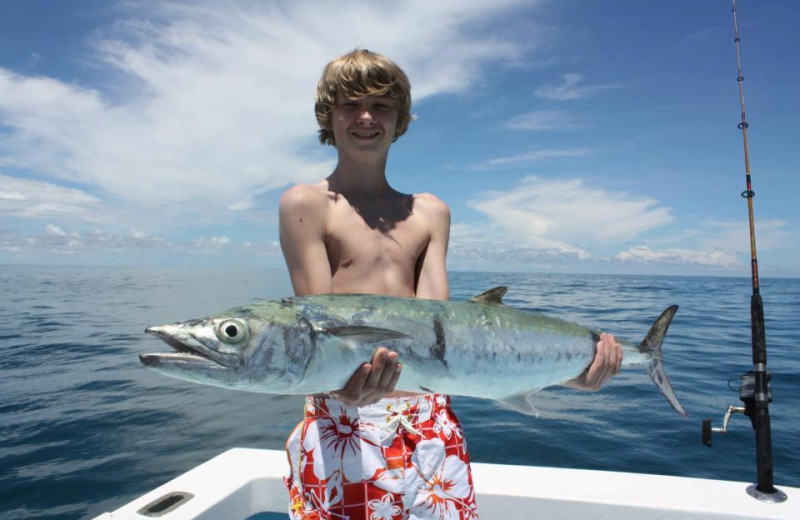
[587,333,622,390]
[332,347,402,407]
[582,346,605,392]
[375,350,401,391]
[364,347,390,392]
[386,359,403,393]
[567,332,623,392]
[602,333,623,373]
[600,333,621,373]
[333,363,370,405]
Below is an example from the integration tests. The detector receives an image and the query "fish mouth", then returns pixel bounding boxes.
[141,325,234,370]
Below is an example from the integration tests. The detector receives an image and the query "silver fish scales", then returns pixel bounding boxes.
[141,287,686,416]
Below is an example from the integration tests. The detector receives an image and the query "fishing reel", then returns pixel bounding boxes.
[702,370,772,447]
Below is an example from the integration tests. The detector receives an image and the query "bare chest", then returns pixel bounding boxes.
[324,200,430,294]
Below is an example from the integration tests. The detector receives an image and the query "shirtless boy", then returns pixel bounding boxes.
[280,49,622,520]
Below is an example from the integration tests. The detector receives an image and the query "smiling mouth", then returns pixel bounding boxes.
[352,131,380,139]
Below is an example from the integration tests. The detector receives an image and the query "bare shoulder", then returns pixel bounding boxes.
[279,182,329,213]
[280,183,328,208]
[413,192,450,221]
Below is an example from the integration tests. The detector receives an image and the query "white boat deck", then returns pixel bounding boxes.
[93,448,799,520]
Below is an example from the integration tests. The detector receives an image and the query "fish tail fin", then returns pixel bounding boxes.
[639,305,688,417]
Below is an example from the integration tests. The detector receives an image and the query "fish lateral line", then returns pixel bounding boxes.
[322,326,411,342]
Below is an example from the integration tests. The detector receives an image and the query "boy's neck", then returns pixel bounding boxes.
[328,153,393,199]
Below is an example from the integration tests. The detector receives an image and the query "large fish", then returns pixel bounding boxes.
[141,287,687,416]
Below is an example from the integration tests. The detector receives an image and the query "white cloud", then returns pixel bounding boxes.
[474,148,590,168]
[640,218,791,266]
[45,224,67,236]
[505,109,581,131]
[695,219,789,254]
[195,235,232,248]
[0,191,26,201]
[0,0,539,215]
[534,73,620,101]
[20,226,165,255]
[451,179,787,273]
[1,224,281,261]
[0,171,282,241]
[467,176,674,256]
[616,245,741,269]
[0,173,103,221]
[449,221,591,272]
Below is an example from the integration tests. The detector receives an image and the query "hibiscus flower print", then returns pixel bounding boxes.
[432,410,463,440]
[407,440,472,520]
[368,494,402,520]
[318,409,366,459]
[286,395,477,520]
[301,400,386,507]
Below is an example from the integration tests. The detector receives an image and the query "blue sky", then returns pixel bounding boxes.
[1,0,798,277]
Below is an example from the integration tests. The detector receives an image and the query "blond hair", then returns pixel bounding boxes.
[315,49,412,146]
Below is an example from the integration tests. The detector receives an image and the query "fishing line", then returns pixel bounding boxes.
[725,377,741,392]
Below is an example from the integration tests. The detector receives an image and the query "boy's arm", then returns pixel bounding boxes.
[414,193,451,300]
[279,184,333,295]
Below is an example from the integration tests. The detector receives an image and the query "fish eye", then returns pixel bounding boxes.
[216,319,249,344]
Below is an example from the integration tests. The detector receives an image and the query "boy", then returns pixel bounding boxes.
[280,49,621,520]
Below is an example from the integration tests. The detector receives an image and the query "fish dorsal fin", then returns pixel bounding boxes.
[469,286,508,305]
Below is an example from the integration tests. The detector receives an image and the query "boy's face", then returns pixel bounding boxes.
[331,93,398,153]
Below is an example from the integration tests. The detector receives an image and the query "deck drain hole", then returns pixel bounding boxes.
[137,491,194,517]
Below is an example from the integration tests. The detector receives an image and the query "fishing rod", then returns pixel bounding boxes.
[701,0,786,503]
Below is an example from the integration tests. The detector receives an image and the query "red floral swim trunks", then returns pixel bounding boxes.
[284,394,478,520]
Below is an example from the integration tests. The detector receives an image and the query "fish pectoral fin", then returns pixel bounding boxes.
[324,326,411,343]
[498,392,541,417]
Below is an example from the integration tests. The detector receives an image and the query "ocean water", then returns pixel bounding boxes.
[1,266,798,520]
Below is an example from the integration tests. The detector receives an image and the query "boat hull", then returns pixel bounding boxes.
[92,448,800,520]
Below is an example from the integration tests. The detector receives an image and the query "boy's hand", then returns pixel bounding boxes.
[563,332,622,392]
[330,347,402,407]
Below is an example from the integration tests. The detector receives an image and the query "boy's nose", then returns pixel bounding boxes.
[357,109,375,122]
